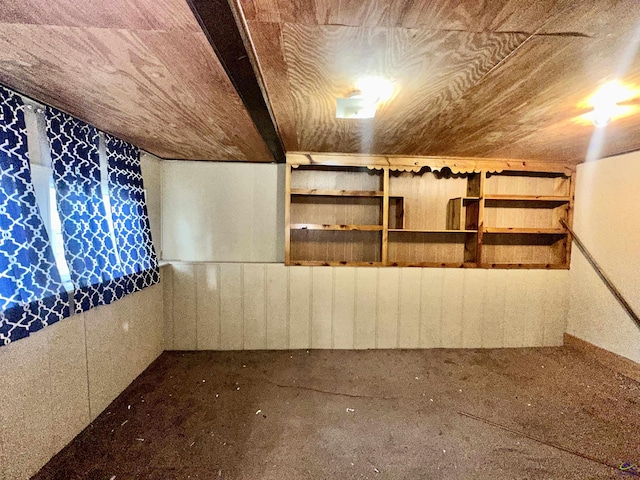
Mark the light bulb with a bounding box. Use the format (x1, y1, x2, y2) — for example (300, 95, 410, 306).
(354, 77, 394, 103)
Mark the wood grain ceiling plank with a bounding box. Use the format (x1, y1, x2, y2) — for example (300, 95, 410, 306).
(245, 20, 299, 150)
(418, 23, 640, 162)
(135, 30, 273, 160)
(1, 0, 200, 31)
(0, 24, 272, 160)
(239, 0, 640, 164)
(280, 24, 528, 154)
(239, 0, 576, 32)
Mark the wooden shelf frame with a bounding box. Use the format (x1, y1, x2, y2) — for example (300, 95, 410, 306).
(285, 155, 576, 268)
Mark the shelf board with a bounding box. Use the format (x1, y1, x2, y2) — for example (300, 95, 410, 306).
(484, 194, 570, 203)
(389, 229, 476, 234)
(288, 260, 382, 267)
(291, 223, 383, 231)
(387, 261, 477, 268)
(450, 196, 481, 202)
(479, 262, 569, 270)
(290, 188, 384, 197)
(483, 227, 567, 235)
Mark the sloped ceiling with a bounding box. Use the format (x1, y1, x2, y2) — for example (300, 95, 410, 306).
(0, 0, 273, 161)
(238, 0, 640, 164)
(2, 0, 640, 165)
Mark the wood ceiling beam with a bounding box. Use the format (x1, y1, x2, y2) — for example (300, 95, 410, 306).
(186, 0, 286, 162)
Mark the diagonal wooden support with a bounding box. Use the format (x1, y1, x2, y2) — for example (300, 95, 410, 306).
(561, 219, 640, 332)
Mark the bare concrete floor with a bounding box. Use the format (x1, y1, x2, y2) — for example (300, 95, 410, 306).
(33, 347, 640, 479)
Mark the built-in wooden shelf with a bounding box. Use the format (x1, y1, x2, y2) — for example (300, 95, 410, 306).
(482, 227, 567, 235)
(286, 156, 575, 268)
(290, 188, 384, 197)
(291, 223, 383, 231)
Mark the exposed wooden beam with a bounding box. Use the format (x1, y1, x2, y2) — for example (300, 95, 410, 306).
(186, 0, 286, 162)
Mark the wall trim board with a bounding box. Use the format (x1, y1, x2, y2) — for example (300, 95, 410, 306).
(163, 262, 569, 351)
(564, 333, 640, 384)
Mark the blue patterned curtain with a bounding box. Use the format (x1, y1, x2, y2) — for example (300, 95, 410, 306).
(45, 107, 128, 312)
(0, 86, 70, 344)
(105, 133, 159, 291)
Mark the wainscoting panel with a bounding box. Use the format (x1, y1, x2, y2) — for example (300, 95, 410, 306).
(165, 263, 569, 350)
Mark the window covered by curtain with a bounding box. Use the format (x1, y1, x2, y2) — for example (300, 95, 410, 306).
(45, 107, 128, 312)
(105, 133, 159, 291)
(0, 86, 70, 344)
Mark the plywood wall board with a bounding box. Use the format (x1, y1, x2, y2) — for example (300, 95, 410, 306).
(243, 264, 268, 349)
(332, 267, 356, 348)
(354, 268, 378, 349)
(397, 268, 422, 348)
(481, 270, 507, 347)
(196, 264, 222, 350)
(219, 264, 244, 350)
(171, 263, 197, 350)
(462, 269, 486, 348)
(165, 262, 570, 351)
(377, 268, 400, 348)
(311, 268, 334, 348)
(0, 0, 272, 161)
(289, 266, 312, 349)
(265, 264, 289, 349)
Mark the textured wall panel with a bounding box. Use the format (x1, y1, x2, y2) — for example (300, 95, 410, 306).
(166, 263, 569, 351)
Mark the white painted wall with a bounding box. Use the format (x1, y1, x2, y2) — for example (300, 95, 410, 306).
(0, 268, 166, 480)
(141, 151, 163, 257)
(567, 151, 640, 363)
(161, 161, 284, 262)
(163, 263, 569, 351)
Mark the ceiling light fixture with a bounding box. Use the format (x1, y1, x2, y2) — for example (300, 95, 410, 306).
(589, 80, 635, 127)
(336, 77, 394, 119)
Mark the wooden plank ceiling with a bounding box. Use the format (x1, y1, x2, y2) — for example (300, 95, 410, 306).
(0, 0, 273, 161)
(238, 0, 640, 164)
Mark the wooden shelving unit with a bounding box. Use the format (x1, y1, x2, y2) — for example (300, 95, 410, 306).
(285, 153, 576, 269)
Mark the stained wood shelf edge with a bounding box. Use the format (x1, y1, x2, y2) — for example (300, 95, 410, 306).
(290, 188, 384, 197)
(482, 228, 567, 234)
(484, 195, 571, 202)
(389, 229, 477, 234)
(291, 224, 383, 231)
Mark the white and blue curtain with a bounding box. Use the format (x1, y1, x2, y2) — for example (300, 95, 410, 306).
(105, 134, 159, 291)
(0, 86, 70, 344)
(0, 83, 159, 345)
(45, 108, 129, 312)
(44, 108, 159, 313)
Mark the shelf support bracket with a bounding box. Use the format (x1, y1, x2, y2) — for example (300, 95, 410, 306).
(560, 219, 640, 331)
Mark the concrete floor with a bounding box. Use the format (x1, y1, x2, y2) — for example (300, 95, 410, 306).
(33, 347, 640, 479)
